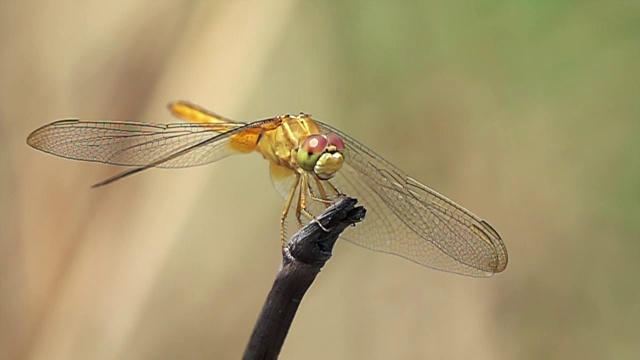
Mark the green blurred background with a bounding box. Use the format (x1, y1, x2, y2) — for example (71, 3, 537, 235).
(1, 1, 639, 359)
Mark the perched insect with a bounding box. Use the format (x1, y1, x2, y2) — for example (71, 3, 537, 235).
(27, 101, 508, 276)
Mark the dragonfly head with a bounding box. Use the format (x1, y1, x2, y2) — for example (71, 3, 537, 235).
(297, 132, 346, 180)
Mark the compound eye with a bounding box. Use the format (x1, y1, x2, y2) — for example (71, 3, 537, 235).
(301, 134, 328, 154)
(326, 132, 345, 151)
(297, 134, 328, 171)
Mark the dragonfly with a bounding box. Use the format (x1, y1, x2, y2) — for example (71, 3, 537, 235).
(27, 101, 508, 276)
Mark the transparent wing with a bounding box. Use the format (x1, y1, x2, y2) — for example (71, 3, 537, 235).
(26, 119, 256, 169)
(312, 121, 508, 277)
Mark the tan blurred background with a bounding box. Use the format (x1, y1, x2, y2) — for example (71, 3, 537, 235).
(1, 1, 639, 359)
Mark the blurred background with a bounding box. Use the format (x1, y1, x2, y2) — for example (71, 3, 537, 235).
(1, 1, 639, 359)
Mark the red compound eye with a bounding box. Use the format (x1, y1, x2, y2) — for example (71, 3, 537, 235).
(326, 132, 345, 150)
(300, 134, 328, 155)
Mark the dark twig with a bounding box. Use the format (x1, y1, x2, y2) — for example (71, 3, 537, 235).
(242, 197, 366, 360)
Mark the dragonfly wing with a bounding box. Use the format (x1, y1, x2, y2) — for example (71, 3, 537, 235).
(27, 119, 269, 168)
(315, 121, 508, 277)
(269, 162, 298, 201)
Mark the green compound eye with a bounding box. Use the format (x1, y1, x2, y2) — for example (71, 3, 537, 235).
(297, 134, 328, 171)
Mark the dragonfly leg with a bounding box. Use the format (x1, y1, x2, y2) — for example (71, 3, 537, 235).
(325, 180, 345, 197)
(309, 177, 333, 207)
(299, 202, 329, 232)
(308, 214, 329, 232)
(281, 174, 301, 249)
(300, 174, 329, 232)
(294, 175, 306, 228)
